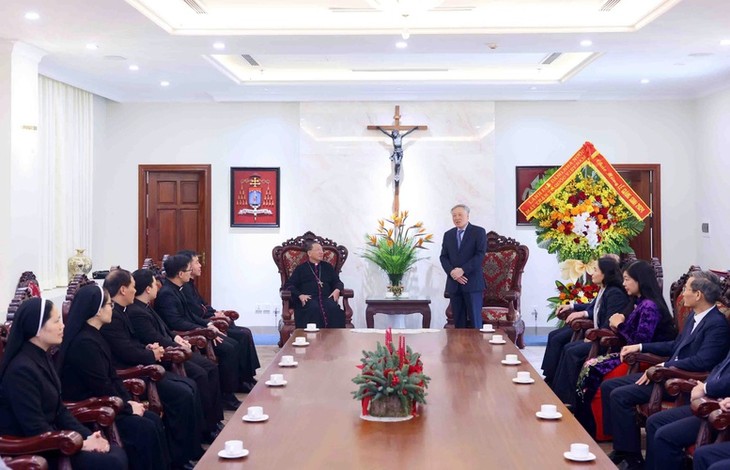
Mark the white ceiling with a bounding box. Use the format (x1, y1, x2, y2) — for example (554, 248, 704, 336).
(0, 0, 729, 102)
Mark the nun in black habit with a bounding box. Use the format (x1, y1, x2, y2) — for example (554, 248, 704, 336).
(0, 297, 127, 470)
(57, 284, 171, 470)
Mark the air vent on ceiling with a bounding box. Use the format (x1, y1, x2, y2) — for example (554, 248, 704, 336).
(241, 54, 260, 67)
(182, 0, 207, 15)
(540, 52, 562, 65)
(351, 68, 449, 72)
(600, 0, 622, 12)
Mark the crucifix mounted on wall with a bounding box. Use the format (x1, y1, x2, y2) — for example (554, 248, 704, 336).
(368, 105, 427, 213)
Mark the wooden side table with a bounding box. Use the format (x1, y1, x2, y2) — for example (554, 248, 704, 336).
(365, 298, 432, 328)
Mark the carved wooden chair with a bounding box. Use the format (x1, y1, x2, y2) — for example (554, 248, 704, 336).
(2, 454, 49, 470)
(444, 231, 528, 348)
(272, 231, 355, 347)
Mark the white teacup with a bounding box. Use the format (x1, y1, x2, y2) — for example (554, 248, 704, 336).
(492, 334, 504, 342)
(281, 355, 295, 365)
(247, 406, 264, 418)
(570, 443, 590, 458)
(505, 354, 519, 363)
(306, 323, 317, 330)
(540, 404, 557, 416)
(294, 336, 306, 344)
(516, 371, 531, 381)
(225, 440, 243, 455)
(270, 373, 284, 384)
(481, 324, 494, 332)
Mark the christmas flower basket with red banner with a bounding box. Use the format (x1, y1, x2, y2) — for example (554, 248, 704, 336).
(352, 329, 431, 420)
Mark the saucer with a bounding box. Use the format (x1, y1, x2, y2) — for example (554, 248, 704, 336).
(265, 380, 287, 387)
(292, 341, 310, 347)
(512, 377, 536, 384)
(480, 329, 495, 333)
(278, 361, 298, 367)
(304, 328, 320, 332)
(501, 359, 522, 365)
(218, 449, 249, 459)
(489, 340, 507, 345)
(563, 451, 596, 462)
(242, 414, 269, 422)
(536, 411, 563, 420)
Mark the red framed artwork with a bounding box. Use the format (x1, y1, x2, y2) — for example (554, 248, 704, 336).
(230, 167, 280, 227)
(515, 165, 557, 226)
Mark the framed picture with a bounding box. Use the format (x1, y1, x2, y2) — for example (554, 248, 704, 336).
(515, 165, 557, 226)
(230, 167, 280, 227)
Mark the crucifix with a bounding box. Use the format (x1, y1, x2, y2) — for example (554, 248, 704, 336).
(368, 105, 428, 214)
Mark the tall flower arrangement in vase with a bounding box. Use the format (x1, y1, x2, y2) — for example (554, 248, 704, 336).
(361, 210, 433, 297)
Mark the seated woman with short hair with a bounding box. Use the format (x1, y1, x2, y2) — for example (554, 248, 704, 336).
(0, 298, 127, 470)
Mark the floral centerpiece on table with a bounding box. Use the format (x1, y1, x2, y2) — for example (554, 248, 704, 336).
(361, 210, 433, 297)
(352, 328, 431, 418)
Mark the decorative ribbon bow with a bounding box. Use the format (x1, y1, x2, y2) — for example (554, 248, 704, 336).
(559, 259, 598, 282)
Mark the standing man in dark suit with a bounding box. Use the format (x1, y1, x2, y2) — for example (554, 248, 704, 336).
(603, 271, 730, 469)
(439, 204, 487, 329)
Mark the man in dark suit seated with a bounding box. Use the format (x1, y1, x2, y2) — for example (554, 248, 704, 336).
(642, 272, 729, 469)
(155, 254, 245, 407)
(439, 204, 487, 329)
(177, 250, 259, 391)
(602, 271, 730, 469)
(128, 268, 224, 442)
(101, 269, 204, 470)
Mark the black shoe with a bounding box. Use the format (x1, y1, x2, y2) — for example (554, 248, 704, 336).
(215, 421, 225, 432)
(608, 451, 626, 464)
(238, 380, 256, 393)
(617, 453, 644, 470)
(222, 393, 242, 410)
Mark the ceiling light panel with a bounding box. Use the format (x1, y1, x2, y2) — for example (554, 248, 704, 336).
(125, 0, 683, 35)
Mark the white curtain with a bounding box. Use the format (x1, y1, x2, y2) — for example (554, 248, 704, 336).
(38, 76, 94, 288)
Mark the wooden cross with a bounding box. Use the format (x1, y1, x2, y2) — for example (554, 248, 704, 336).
(367, 105, 428, 214)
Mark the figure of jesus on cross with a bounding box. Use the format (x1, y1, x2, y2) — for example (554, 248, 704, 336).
(368, 105, 427, 213)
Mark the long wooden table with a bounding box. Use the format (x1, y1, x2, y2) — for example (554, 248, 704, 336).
(197, 329, 612, 468)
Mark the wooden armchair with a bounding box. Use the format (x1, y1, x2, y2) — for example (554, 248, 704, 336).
(0, 431, 82, 470)
(444, 231, 528, 348)
(2, 455, 49, 470)
(272, 231, 355, 347)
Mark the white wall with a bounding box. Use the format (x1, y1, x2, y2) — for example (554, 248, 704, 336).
(95, 98, 707, 328)
(695, 86, 730, 271)
(493, 100, 699, 327)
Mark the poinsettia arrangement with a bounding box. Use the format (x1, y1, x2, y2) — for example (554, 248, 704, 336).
(352, 328, 430, 417)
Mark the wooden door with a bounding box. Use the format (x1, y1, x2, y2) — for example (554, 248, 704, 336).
(615, 164, 661, 262)
(138, 165, 212, 303)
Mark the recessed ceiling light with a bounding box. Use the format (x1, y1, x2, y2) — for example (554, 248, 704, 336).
(129, 65, 139, 71)
(24, 11, 40, 20)
(640, 78, 650, 84)
(721, 39, 730, 46)
(160, 81, 170, 87)
(213, 42, 226, 50)
(86, 43, 99, 50)
(580, 39, 593, 47)
(395, 41, 408, 49)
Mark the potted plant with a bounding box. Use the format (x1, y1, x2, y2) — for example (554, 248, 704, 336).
(362, 210, 433, 297)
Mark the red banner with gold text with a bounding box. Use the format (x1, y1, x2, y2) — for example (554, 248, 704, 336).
(518, 142, 651, 221)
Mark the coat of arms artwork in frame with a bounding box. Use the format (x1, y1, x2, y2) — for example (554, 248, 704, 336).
(230, 167, 280, 227)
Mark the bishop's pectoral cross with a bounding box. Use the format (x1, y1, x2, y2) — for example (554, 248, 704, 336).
(368, 105, 427, 214)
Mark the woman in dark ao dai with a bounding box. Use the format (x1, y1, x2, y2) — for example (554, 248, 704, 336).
(58, 284, 171, 469)
(0, 297, 127, 470)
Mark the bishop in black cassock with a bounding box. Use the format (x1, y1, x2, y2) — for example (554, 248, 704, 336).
(286, 242, 346, 329)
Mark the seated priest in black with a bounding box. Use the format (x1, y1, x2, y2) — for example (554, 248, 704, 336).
(58, 284, 170, 470)
(155, 254, 246, 404)
(0, 298, 127, 470)
(286, 241, 347, 329)
(177, 250, 259, 391)
(603, 270, 730, 470)
(129, 268, 224, 440)
(100, 269, 205, 469)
